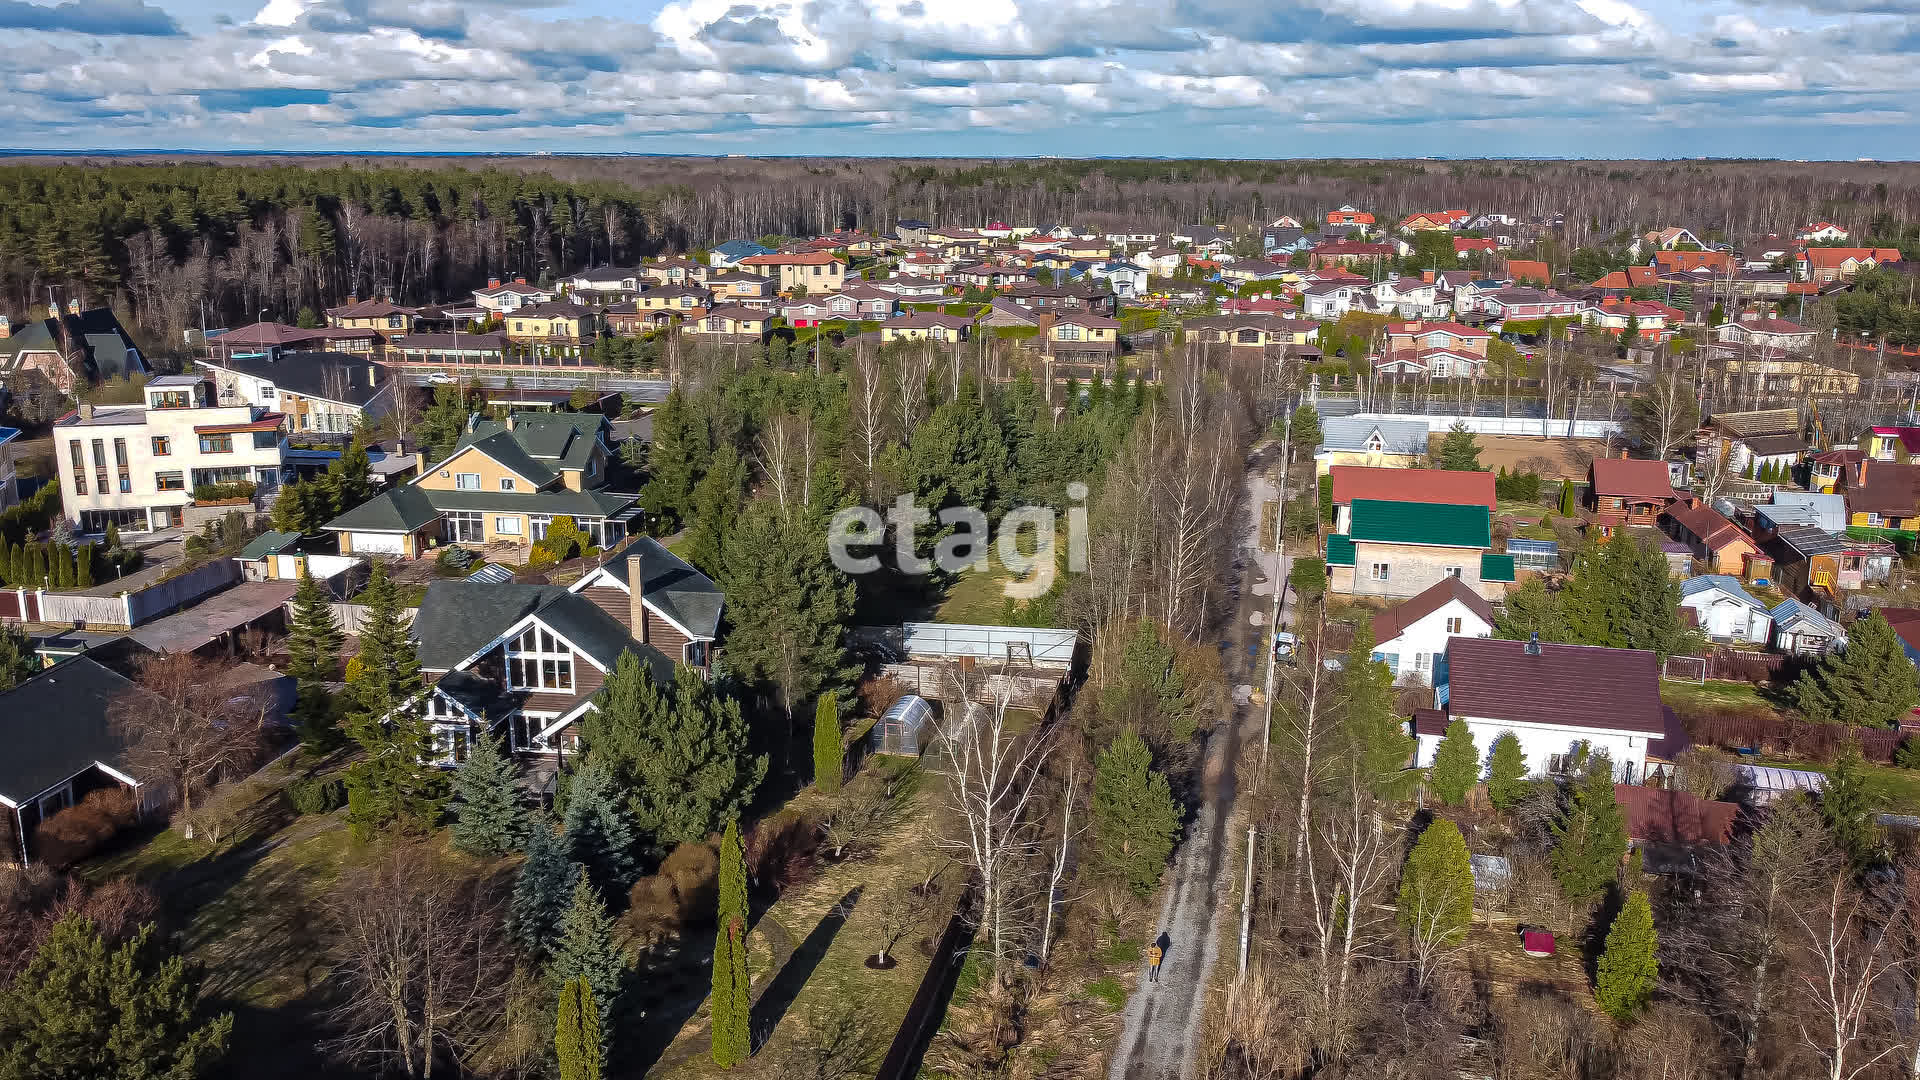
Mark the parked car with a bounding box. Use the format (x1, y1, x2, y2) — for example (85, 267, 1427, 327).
(426, 371, 457, 385)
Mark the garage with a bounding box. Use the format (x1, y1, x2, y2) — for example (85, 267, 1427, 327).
(348, 532, 407, 555)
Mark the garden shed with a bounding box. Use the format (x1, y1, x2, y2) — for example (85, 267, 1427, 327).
(870, 694, 934, 756)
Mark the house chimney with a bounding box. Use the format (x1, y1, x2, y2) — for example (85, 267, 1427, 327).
(628, 547, 649, 644)
(514, 276, 527, 285)
(1524, 631, 1542, 656)
(488, 278, 501, 290)
(346, 295, 358, 306)
(79, 402, 93, 421)
(368, 365, 378, 386)
(1422, 269, 1435, 284)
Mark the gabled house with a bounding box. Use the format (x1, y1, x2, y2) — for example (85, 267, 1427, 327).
(707, 272, 778, 307)
(1679, 575, 1772, 643)
(0, 306, 149, 396)
(1797, 247, 1902, 284)
(1453, 237, 1499, 257)
(1664, 497, 1768, 580)
(1501, 259, 1551, 286)
(194, 350, 395, 437)
(1366, 277, 1445, 319)
(1315, 419, 1430, 474)
(1398, 210, 1470, 232)
(1368, 576, 1495, 686)
(326, 412, 632, 557)
(561, 268, 642, 300)
(633, 284, 713, 313)
(879, 313, 972, 344)
(738, 251, 847, 293)
(1043, 312, 1120, 356)
(1720, 318, 1816, 353)
(1328, 466, 1495, 532)
(473, 278, 553, 313)
(709, 240, 775, 268)
(411, 537, 721, 762)
(1797, 223, 1850, 243)
(503, 302, 598, 358)
(1589, 267, 1659, 294)
(640, 257, 709, 287)
(1474, 288, 1587, 321)
(1324, 498, 1512, 602)
(684, 306, 770, 341)
(1586, 298, 1684, 343)
(1426, 636, 1666, 783)
(1262, 227, 1312, 256)
(325, 298, 418, 339)
(1837, 457, 1920, 532)
(1633, 227, 1704, 257)
(1300, 280, 1364, 319)
(1375, 320, 1491, 377)
(1769, 598, 1848, 657)
(1586, 457, 1681, 536)
(1653, 250, 1735, 276)
(1182, 315, 1315, 352)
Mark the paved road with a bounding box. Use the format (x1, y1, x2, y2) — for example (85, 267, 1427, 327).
(1107, 444, 1288, 1080)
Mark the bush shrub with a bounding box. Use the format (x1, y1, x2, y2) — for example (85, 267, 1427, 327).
(625, 841, 720, 942)
(32, 788, 136, 869)
(744, 810, 820, 893)
(191, 481, 257, 503)
(287, 776, 346, 815)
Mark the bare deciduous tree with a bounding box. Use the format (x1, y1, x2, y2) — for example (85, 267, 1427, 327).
(1790, 870, 1908, 1080)
(323, 843, 511, 1079)
(111, 652, 267, 840)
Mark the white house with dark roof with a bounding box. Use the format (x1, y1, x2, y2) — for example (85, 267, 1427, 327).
(473, 278, 553, 313)
(194, 350, 395, 436)
(1368, 576, 1495, 686)
(1426, 636, 1666, 783)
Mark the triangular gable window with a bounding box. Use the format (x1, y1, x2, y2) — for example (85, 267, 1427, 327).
(1364, 429, 1386, 452)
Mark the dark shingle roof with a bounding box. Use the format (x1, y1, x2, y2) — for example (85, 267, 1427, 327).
(591, 537, 725, 639)
(0, 657, 145, 803)
(448, 430, 559, 488)
(1445, 636, 1665, 736)
(415, 582, 561, 670)
(194, 351, 387, 407)
(0, 308, 145, 382)
(324, 485, 441, 533)
(537, 592, 676, 684)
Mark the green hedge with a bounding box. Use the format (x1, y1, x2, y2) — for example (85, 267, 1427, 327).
(192, 481, 256, 503)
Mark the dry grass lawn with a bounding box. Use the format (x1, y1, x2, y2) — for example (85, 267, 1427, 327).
(1432, 434, 1612, 481)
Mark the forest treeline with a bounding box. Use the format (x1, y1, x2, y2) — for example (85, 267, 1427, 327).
(13, 155, 1920, 356)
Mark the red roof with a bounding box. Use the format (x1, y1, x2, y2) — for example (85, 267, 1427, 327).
(1453, 237, 1498, 254)
(1445, 636, 1666, 736)
(1804, 247, 1902, 269)
(739, 251, 844, 266)
(1664, 499, 1756, 554)
(1614, 785, 1738, 846)
(1387, 320, 1489, 340)
(1504, 259, 1550, 283)
(1329, 466, 1496, 509)
(1590, 457, 1679, 501)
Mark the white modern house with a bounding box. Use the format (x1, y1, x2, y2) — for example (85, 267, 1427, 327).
(1679, 575, 1773, 644)
(54, 375, 285, 535)
(1368, 577, 1495, 686)
(1424, 636, 1666, 784)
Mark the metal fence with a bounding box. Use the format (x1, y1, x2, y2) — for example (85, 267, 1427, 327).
(854, 622, 1078, 669)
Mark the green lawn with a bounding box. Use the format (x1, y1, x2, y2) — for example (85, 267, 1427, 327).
(933, 560, 1020, 624)
(1659, 678, 1788, 717)
(1757, 755, 1920, 815)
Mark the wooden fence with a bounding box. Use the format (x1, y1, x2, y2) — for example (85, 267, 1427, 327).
(1680, 709, 1903, 763)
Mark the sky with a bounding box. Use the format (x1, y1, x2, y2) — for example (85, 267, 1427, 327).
(4, 0, 1920, 157)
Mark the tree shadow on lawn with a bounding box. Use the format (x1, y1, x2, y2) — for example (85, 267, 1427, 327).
(751, 885, 862, 1052)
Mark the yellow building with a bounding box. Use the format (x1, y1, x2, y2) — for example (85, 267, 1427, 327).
(737, 251, 846, 293)
(684, 305, 769, 338)
(880, 313, 972, 343)
(505, 302, 597, 344)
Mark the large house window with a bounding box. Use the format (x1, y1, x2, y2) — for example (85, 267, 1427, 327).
(495, 516, 523, 536)
(92, 439, 108, 495)
(445, 511, 484, 543)
(507, 626, 575, 691)
(69, 441, 86, 495)
(155, 471, 185, 492)
(199, 433, 233, 454)
(455, 472, 481, 490)
(150, 390, 192, 409)
(530, 515, 551, 540)
(152, 436, 171, 456)
(1056, 325, 1081, 341)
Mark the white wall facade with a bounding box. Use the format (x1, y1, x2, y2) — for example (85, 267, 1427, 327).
(1681, 591, 1772, 643)
(1373, 600, 1493, 686)
(1414, 715, 1651, 783)
(55, 390, 284, 533)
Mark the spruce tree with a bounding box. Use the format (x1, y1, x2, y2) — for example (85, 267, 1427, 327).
(813, 692, 843, 793)
(1821, 742, 1884, 870)
(1398, 819, 1474, 947)
(450, 733, 524, 856)
(1428, 719, 1480, 806)
(641, 388, 707, 525)
(711, 821, 751, 1068)
(583, 654, 766, 850)
(549, 878, 624, 1055)
(720, 502, 854, 736)
(512, 822, 582, 960)
(1486, 732, 1531, 810)
(1595, 889, 1658, 1021)
(1794, 612, 1919, 729)
(683, 444, 747, 579)
(1436, 422, 1483, 471)
(341, 560, 444, 838)
(1550, 757, 1629, 905)
(1089, 729, 1181, 898)
(0, 915, 233, 1078)
(1559, 531, 1691, 660)
(556, 977, 603, 1080)
(286, 568, 342, 684)
(1340, 621, 1416, 798)
(563, 757, 638, 894)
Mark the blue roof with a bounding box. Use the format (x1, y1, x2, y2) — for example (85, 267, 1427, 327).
(1769, 598, 1848, 639)
(713, 240, 772, 259)
(0, 427, 19, 446)
(1680, 574, 1766, 609)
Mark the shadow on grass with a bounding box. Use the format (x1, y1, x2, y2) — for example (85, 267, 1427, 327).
(751, 886, 862, 1051)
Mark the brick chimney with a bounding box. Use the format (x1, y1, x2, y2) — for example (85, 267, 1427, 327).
(346, 295, 358, 306)
(628, 548, 649, 644)
(1422, 269, 1435, 283)
(487, 278, 501, 290)
(514, 276, 527, 285)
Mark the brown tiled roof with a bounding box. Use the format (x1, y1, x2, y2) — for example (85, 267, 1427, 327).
(1444, 636, 1665, 736)
(1411, 707, 1448, 737)
(1590, 457, 1678, 501)
(1663, 499, 1756, 553)
(1614, 784, 1738, 846)
(1330, 465, 1495, 509)
(1371, 577, 1496, 646)
(1846, 461, 1920, 515)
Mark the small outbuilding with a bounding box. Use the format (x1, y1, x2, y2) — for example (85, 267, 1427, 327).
(870, 695, 935, 756)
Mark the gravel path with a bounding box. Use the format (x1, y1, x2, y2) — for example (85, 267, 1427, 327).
(1107, 444, 1287, 1080)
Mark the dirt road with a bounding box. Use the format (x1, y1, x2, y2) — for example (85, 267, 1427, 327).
(1107, 444, 1287, 1080)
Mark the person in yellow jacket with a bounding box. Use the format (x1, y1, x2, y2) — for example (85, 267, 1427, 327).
(1146, 940, 1164, 984)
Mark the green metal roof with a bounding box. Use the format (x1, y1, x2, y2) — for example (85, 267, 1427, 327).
(1325, 534, 1355, 566)
(324, 485, 441, 533)
(237, 530, 302, 561)
(324, 484, 635, 535)
(1348, 499, 1491, 549)
(1480, 553, 1516, 582)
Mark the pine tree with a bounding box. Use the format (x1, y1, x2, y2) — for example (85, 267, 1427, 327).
(1821, 742, 1883, 870)
(1428, 719, 1480, 806)
(563, 757, 638, 894)
(450, 733, 524, 856)
(286, 568, 342, 684)
(1486, 732, 1531, 810)
(1550, 757, 1629, 905)
(511, 822, 582, 960)
(271, 479, 316, 535)
(1559, 531, 1691, 660)
(291, 682, 341, 755)
(556, 977, 603, 1080)
(1436, 422, 1483, 471)
(1595, 889, 1658, 1021)
(1340, 621, 1416, 798)
(0, 915, 233, 1078)
(711, 821, 751, 1069)
(0, 622, 37, 692)
(642, 388, 707, 525)
(721, 501, 854, 739)
(417, 383, 472, 461)
(549, 878, 624, 1054)
(74, 543, 92, 588)
(583, 654, 766, 850)
(1286, 402, 1321, 465)
(1794, 612, 1920, 729)
(813, 692, 843, 793)
(1089, 729, 1181, 898)
(1398, 819, 1474, 946)
(341, 560, 445, 838)
(683, 444, 747, 579)
(324, 441, 375, 516)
